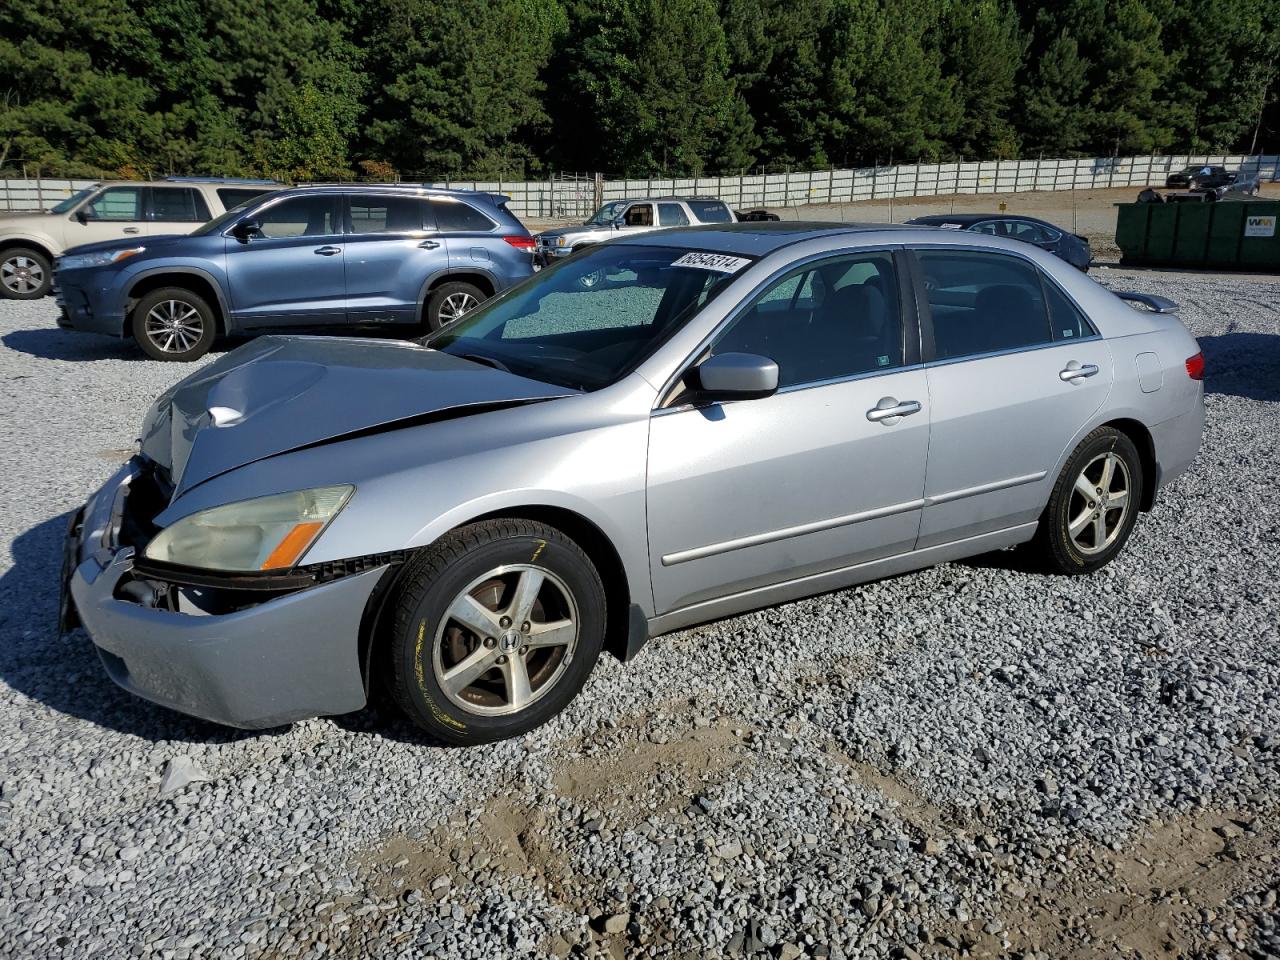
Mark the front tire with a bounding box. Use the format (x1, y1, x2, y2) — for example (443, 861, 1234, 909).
(425, 280, 485, 331)
(386, 519, 606, 745)
(1, 247, 53, 299)
(1030, 426, 1144, 574)
(131, 287, 217, 361)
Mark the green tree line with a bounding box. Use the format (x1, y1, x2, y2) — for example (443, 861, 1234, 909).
(3, 0, 1278, 181)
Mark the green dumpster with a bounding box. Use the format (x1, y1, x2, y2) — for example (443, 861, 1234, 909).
(1115, 200, 1280, 270)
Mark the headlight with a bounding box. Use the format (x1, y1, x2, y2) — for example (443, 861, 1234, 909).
(144, 485, 353, 572)
(59, 247, 146, 270)
(556, 237, 567, 247)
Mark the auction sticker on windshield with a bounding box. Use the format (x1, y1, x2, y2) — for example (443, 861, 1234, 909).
(672, 252, 752, 273)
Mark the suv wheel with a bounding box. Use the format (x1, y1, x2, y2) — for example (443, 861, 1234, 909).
(131, 287, 217, 361)
(385, 519, 606, 745)
(426, 280, 485, 330)
(1, 248, 53, 299)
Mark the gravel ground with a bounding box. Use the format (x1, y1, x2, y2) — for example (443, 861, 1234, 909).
(1, 268, 1278, 960)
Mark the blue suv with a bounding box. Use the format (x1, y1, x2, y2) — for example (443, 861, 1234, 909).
(53, 185, 536, 360)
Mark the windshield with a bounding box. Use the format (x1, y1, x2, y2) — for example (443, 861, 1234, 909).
(50, 186, 98, 214)
(424, 244, 750, 390)
(585, 201, 628, 226)
(191, 198, 258, 236)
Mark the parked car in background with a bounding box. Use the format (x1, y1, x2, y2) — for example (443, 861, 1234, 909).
(736, 208, 782, 222)
(534, 197, 735, 265)
(0, 178, 279, 300)
(63, 223, 1204, 743)
(53, 184, 535, 360)
(905, 214, 1092, 271)
(1164, 165, 1261, 196)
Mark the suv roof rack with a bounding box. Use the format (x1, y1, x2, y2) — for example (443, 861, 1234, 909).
(163, 176, 280, 185)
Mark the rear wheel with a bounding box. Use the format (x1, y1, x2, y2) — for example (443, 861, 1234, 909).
(386, 519, 606, 745)
(425, 280, 485, 331)
(1030, 426, 1143, 574)
(1, 247, 52, 299)
(131, 287, 217, 361)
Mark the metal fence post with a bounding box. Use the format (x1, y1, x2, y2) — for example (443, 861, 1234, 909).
(35, 173, 44, 211)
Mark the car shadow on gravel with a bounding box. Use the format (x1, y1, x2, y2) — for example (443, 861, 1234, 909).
(1197, 332, 1280, 402)
(2, 327, 145, 362)
(0, 512, 276, 743)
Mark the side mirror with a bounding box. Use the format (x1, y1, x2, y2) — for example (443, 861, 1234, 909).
(693, 352, 779, 401)
(231, 219, 261, 241)
(74, 209, 88, 224)
(613, 217, 627, 228)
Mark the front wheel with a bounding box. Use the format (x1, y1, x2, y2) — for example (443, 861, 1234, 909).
(1, 247, 52, 299)
(1030, 426, 1144, 574)
(131, 287, 217, 361)
(385, 519, 606, 745)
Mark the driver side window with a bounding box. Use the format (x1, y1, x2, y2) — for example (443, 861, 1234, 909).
(712, 252, 903, 388)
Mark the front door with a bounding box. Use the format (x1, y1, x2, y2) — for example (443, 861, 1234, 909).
(912, 247, 1114, 548)
(67, 185, 149, 247)
(646, 250, 931, 614)
(224, 194, 346, 328)
(344, 192, 443, 325)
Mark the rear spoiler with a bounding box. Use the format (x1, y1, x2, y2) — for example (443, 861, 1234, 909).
(480, 192, 513, 208)
(1115, 291, 1179, 314)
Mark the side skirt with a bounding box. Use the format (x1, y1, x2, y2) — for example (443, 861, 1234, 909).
(646, 521, 1039, 638)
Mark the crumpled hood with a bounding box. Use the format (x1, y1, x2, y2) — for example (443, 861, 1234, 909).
(140, 336, 571, 498)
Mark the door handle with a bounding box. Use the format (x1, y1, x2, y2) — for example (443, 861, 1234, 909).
(866, 398, 922, 423)
(314, 246, 341, 256)
(1060, 362, 1099, 382)
(418, 239, 441, 250)
(123, 227, 141, 235)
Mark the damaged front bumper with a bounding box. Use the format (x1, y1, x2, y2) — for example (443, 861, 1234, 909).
(62, 460, 387, 729)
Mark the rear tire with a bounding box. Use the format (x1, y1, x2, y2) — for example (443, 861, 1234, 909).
(131, 287, 217, 361)
(385, 519, 606, 745)
(1030, 426, 1144, 575)
(425, 280, 485, 331)
(1, 247, 53, 299)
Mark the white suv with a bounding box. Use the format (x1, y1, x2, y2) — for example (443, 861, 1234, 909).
(534, 197, 736, 265)
(0, 178, 279, 299)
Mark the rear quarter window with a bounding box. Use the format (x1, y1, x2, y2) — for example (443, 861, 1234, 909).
(686, 200, 733, 223)
(431, 199, 495, 232)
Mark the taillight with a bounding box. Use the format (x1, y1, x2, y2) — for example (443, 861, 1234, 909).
(503, 236, 536, 251)
(1185, 351, 1205, 380)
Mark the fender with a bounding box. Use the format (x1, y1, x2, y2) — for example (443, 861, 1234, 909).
(0, 229, 61, 259)
(123, 264, 235, 334)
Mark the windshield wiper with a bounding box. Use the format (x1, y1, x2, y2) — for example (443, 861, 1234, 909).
(460, 353, 512, 373)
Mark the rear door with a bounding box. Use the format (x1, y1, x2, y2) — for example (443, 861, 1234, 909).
(344, 192, 441, 325)
(146, 186, 212, 236)
(224, 193, 346, 327)
(912, 247, 1113, 548)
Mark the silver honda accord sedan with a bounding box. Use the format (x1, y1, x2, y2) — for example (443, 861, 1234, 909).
(62, 223, 1205, 744)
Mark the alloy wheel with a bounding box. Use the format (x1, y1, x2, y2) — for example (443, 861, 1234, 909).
(1067, 451, 1131, 555)
(143, 300, 204, 354)
(439, 292, 478, 323)
(433, 564, 579, 717)
(1, 256, 44, 295)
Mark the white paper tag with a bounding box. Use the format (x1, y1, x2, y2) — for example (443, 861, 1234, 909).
(671, 251, 752, 273)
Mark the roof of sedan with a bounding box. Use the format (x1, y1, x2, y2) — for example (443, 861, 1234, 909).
(906, 213, 1052, 227)
(612, 221, 918, 256)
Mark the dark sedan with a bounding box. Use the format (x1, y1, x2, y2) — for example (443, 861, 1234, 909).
(904, 214, 1092, 271)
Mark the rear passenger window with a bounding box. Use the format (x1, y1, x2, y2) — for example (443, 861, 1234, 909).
(658, 203, 689, 226)
(713, 252, 902, 387)
(687, 200, 733, 223)
(915, 250, 1052, 360)
(1044, 279, 1095, 341)
(430, 199, 495, 232)
(348, 194, 428, 233)
(149, 187, 210, 222)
